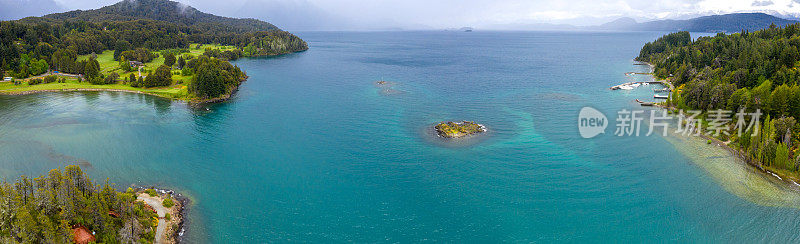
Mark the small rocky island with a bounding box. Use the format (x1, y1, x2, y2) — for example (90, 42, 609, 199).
(435, 121, 487, 138)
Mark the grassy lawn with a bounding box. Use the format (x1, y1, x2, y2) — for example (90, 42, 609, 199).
(76, 44, 236, 77)
(192, 44, 236, 54)
(16, 44, 238, 100)
(77, 50, 118, 72)
(0, 77, 188, 99)
(77, 50, 164, 77)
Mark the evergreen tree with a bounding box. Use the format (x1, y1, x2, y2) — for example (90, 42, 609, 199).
(0, 166, 156, 242)
(113, 40, 131, 61)
(83, 57, 100, 79)
(164, 53, 176, 67)
(143, 65, 172, 87)
(119, 56, 131, 72)
(177, 56, 186, 69)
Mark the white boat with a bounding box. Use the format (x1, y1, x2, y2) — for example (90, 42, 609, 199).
(629, 83, 640, 88)
(653, 94, 669, 99)
(619, 85, 633, 90)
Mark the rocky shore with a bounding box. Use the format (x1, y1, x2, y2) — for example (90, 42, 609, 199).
(134, 186, 189, 243)
(435, 121, 487, 138)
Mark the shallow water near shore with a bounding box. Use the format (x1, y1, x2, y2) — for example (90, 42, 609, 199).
(3, 31, 800, 242)
(663, 129, 800, 208)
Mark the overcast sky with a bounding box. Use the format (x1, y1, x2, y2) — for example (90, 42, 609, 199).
(3, 0, 800, 30)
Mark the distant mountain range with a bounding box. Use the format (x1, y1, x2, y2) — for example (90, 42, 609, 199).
(597, 13, 798, 33)
(483, 13, 798, 33)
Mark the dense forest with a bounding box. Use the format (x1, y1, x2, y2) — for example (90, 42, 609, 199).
(0, 166, 157, 243)
(187, 55, 247, 98)
(0, 0, 307, 99)
(637, 24, 800, 175)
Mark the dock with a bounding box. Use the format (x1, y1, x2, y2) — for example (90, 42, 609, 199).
(635, 99, 655, 106)
(653, 88, 671, 92)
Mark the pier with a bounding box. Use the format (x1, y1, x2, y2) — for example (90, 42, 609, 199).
(610, 81, 664, 90)
(635, 99, 655, 106)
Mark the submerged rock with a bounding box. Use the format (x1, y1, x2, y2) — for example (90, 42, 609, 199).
(375, 80, 397, 87)
(435, 121, 487, 138)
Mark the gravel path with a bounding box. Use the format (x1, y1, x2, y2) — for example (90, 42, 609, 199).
(138, 194, 168, 244)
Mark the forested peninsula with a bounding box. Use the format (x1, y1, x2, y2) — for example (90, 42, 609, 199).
(0, 0, 308, 103)
(0, 166, 185, 243)
(637, 24, 800, 182)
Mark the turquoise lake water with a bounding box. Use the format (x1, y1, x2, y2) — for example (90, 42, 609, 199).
(3, 31, 800, 242)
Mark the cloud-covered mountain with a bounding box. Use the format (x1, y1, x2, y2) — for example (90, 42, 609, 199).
(42, 0, 279, 32)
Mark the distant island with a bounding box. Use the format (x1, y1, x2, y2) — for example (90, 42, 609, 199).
(435, 121, 487, 138)
(636, 24, 800, 184)
(0, 0, 308, 103)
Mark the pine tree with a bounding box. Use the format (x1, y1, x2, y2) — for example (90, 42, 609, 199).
(177, 56, 186, 69)
(164, 53, 176, 67)
(84, 57, 100, 79)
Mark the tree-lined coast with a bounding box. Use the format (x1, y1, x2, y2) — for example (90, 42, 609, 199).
(637, 24, 800, 182)
(0, 0, 307, 103)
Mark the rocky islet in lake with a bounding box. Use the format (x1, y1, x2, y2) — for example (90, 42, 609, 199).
(434, 121, 487, 138)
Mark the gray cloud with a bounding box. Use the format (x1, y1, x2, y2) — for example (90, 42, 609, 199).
(0, 0, 65, 20)
(230, 0, 356, 31)
(752, 0, 774, 6)
(5, 0, 800, 30)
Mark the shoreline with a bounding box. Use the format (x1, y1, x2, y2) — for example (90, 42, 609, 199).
(699, 127, 800, 188)
(190, 77, 246, 105)
(0, 87, 174, 98)
(638, 60, 800, 188)
(0, 42, 306, 104)
(0, 49, 287, 105)
(133, 186, 190, 243)
(0, 78, 246, 105)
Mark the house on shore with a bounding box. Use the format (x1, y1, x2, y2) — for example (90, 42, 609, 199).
(71, 225, 96, 244)
(129, 61, 145, 68)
